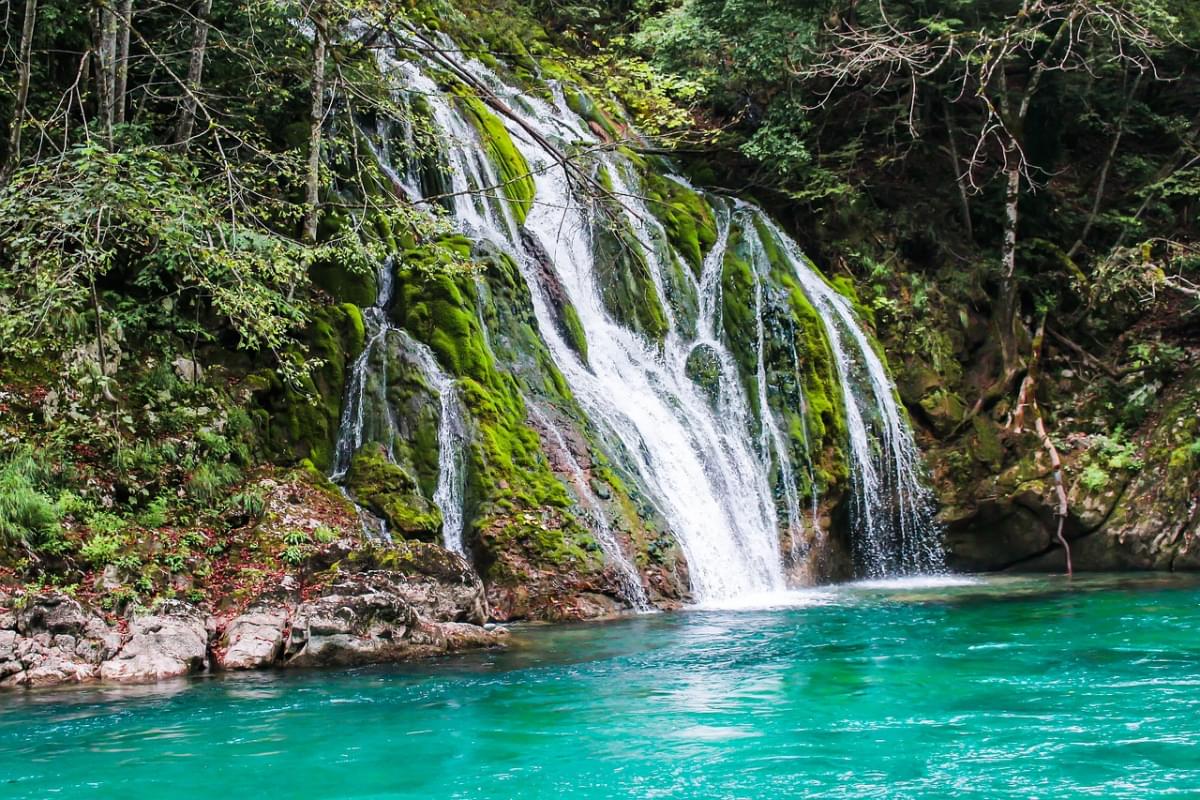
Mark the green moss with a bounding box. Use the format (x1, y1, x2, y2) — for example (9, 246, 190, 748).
(345, 445, 442, 540)
(719, 235, 761, 413)
(593, 215, 669, 344)
(641, 172, 717, 277)
(258, 303, 365, 472)
(458, 95, 535, 224)
(830, 275, 877, 328)
(970, 416, 1005, 470)
(563, 88, 622, 141)
(309, 212, 378, 307)
(720, 220, 849, 499)
(391, 239, 600, 571)
(560, 303, 589, 364)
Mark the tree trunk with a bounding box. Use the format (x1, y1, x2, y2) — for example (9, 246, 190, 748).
(303, 9, 328, 244)
(997, 150, 1023, 373)
(93, 0, 118, 142)
(942, 103, 973, 241)
(174, 0, 213, 148)
(113, 0, 134, 125)
(1, 0, 37, 183)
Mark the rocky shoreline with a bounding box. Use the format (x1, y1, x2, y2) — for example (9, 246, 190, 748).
(0, 543, 507, 689)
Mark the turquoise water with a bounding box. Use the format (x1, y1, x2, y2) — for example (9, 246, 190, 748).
(3, 574, 1200, 798)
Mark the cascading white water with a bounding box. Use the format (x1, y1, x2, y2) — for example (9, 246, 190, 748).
(328, 257, 469, 554)
(752, 264, 805, 555)
(363, 41, 943, 597)
(373, 51, 786, 600)
(744, 215, 944, 576)
(405, 339, 468, 555)
(331, 259, 396, 482)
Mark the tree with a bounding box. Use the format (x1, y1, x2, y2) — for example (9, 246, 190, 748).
(174, 0, 212, 147)
(1, 0, 37, 183)
(791, 1, 1173, 402)
(303, 1, 328, 244)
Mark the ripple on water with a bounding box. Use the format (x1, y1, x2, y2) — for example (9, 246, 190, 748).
(2, 574, 1199, 800)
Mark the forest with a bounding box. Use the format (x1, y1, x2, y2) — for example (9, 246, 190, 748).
(2, 1, 1200, 796)
(0, 0, 1196, 686)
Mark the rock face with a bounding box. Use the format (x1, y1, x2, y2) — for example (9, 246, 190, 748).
(0, 594, 121, 688)
(218, 605, 289, 670)
(935, 369, 1200, 573)
(99, 602, 211, 683)
(284, 573, 431, 667)
(1, 543, 506, 689)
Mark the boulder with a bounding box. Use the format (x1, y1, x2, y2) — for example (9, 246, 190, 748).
(283, 570, 504, 668)
(218, 605, 289, 670)
(172, 356, 204, 383)
(100, 601, 210, 683)
(0, 593, 120, 688)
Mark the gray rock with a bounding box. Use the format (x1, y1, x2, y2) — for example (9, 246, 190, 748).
(284, 575, 424, 667)
(219, 606, 289, 670)
(172, 356, 204, 383)
(99, 601, 210, 683)
(15, 593, 96, 638)
(18, 652, 98, 687)
(283, 570, 504, 668)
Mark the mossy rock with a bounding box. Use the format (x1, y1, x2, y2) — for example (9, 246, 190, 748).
(457, 94, 536, 225)
(593, 215, 669, 345)
(722, 219, 849, 498)
(685, 343, 722, 406)
(563, 88, 623, 141)
(258, 303, 365, 472)
(920, 389, 967, 437)
(389, 240, 596, 571)
(345, 445, 442, 541)
(641, 172, 717, 278)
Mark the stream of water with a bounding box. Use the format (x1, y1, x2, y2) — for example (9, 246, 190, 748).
(4, 574, 1198, 799)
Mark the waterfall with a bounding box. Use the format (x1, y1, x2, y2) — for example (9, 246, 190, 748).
(752, 264, 805, 559)
(353, 41, 943, 600)
(405, 340, 468, 556)
(331, 258, 396, 482)
(745, 215, 944, 576)
(328, 258, 469, 555)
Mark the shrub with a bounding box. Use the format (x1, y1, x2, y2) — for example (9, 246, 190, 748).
(80, 533, 122, 566)
(187, 462, 242, 504)
(86, 511, 127, 536)
(0, 450, 62, 549)
(281, 545, 306, 565)
(137, 496, 171, 529)
(225, 488, 266, 521)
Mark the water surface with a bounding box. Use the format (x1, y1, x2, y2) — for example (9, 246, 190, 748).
(4, 574, 1199, 798)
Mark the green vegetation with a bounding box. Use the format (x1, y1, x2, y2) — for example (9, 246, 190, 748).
(1, 0, 1197, 607)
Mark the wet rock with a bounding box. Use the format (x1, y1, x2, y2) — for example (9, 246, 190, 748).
(100, 601, 210, 683)
(943, 503, 1052, 571)
(283, 556, 503, 668)
(218, 605, 289, 671)
(1, 542, 504, 688)
(283, 575, 426, 667)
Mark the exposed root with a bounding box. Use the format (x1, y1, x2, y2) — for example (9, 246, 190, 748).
(1012, 315, 1073, 576)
